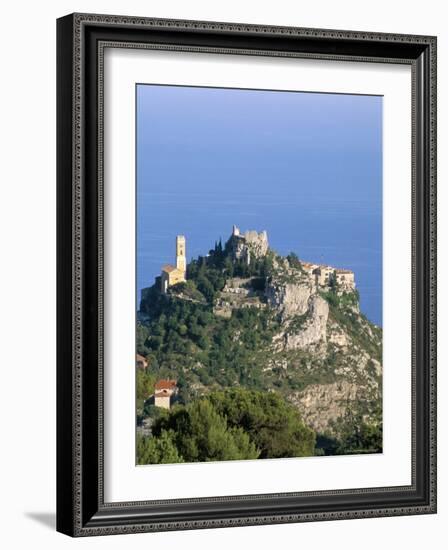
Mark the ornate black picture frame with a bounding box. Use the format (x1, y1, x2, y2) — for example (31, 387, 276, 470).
(57, 13, 437, 536)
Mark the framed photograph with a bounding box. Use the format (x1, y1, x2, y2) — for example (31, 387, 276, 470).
(57, 13, 437, 536)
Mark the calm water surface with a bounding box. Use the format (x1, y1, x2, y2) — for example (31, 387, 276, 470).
(137, 85, 382, 326)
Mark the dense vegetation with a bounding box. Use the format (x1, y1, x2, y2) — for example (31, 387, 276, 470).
(320, 287, 382, 363)
(137, 243, 281, 395)
(137, 389, 315, 464)
(137, 301, 279, 399)
(316, 403, 383, 455)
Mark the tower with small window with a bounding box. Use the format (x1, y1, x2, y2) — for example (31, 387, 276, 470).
(176, 235, 186, 273)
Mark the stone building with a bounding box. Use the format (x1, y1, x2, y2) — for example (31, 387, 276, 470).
(335, 268, 355, 290)
(154, 389, 172, 409)
(160, 235, 187, 293)
(227, 225, 269, 265)
(301, 261, 355, 291)
(153, 379, 177, 410)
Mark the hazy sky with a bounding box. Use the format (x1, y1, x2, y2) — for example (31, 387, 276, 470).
(136, 84, 382, 325)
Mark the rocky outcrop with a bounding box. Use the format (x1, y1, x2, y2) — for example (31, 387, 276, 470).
(289, 381, 363, 433)
(244, 230, 269, 258)
(283, 295, 329, 351)
(223, 277, 252, 291)
(328, 328, 350, 348)
(265, 280, 312, 318)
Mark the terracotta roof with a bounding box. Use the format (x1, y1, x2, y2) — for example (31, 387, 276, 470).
(335, 268, 353, 274)
(155, 379, 177, 390)
(162, 264, 177, 273)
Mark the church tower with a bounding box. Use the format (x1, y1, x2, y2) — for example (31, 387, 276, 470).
(176, 235, 186, 273)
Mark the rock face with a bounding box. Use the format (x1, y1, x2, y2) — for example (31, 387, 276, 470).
(283, 295, 329, 351)
(265, 280, 312, 318)
(258, 249, 381, 434)
(244, 230, 269, 258)
(265, 262, 329, 351)
(227, 235, 381, 435)
(289, 381, 363, 434)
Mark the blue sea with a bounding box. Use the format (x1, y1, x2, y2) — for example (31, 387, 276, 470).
(137, 85, 382, 326)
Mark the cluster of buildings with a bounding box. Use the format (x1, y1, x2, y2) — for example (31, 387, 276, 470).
(157, 226, 270, 294)
(156, 228, 355, 296)
(301, 261, 355, 291)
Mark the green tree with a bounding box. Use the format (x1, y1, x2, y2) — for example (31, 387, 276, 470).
(136, 324, 150, 355)
(287, 252, 303, 272)
(137, 431, 184, 464)
(328, 270, 338, 291)
(153, 399, 259, 462)
(196, 276, 216, 303)
(224, 256, 234, 278)
(136, 369, 156, 402)
(138, 391, 316, 465)
(208, 389, 316, 458)
(329, 407, 383, 454)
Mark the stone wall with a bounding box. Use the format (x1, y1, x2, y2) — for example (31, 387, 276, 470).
(227, 226, 269, 263)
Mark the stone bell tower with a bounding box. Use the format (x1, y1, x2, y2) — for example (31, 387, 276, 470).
(175, 235, 186, 274)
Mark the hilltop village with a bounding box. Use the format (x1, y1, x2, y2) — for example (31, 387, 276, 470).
(138, 226, 357, 411)
(159, 225, 355, 296)
(136, 226, 382, 460)
(136, 226, 382, 464)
